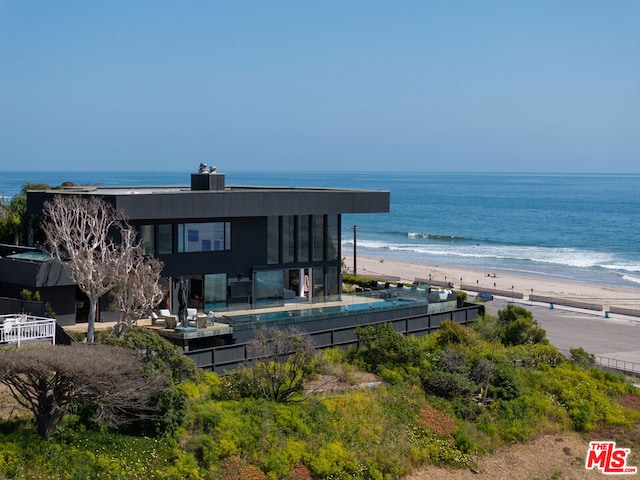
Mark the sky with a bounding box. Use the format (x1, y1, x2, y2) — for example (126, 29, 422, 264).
(1, 1, 639, 173)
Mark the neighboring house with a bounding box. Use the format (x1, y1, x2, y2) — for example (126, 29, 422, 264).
(0, 167, 389, 326)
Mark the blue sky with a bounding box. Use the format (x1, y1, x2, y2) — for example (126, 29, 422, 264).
(1, 1, 639, 173)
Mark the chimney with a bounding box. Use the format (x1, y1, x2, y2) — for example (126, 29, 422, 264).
(191, 163, 225, 191)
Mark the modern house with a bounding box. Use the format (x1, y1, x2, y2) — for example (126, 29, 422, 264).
(0, 166, 390, 327)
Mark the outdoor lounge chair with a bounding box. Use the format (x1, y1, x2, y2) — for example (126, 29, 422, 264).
(157, 309, 178, 328)
(3, 319, 17, 343)
(187, 308, 205, 328)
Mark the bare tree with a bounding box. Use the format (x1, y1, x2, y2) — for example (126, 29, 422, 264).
(110, 227, 165, 338)
(0, 344, 168, 437)
(44, 195, 166, 341)
(44, 195, 125, 342)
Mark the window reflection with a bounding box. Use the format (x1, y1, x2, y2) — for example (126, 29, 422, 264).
(178, 222, 231, 252)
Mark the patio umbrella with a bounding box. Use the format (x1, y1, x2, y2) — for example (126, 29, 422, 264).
(178, 280, 187, 327)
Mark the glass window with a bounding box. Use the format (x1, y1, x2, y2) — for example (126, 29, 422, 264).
(158, 224, 173, 255)
(204, 273, 227, 310)
(326, 214, 339, 260)
(282, 215, 294, 264)
(326, 266, 340, 299)
(255, 270, 283, 306)
(312, 268, 324, 298)
(139, 225, 155, 255)
(297, 215, 309, 262)
(267, 216, 279, 264)
(178, 222, 231, 252)
(225, 222, 231, 251)
(178, 224, 185, 253)
(313, 215, 324, 261)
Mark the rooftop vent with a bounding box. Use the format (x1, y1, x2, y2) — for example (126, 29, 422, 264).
(191, 163, 225, 191)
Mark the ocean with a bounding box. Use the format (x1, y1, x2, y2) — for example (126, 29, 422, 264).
(2, 170, 639, 289)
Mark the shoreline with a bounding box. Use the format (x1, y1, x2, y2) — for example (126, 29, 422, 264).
(344, 255, 640, 311)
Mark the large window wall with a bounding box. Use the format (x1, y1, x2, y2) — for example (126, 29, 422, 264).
(267, 214, 339, 265)
(264, 213, 341, 304)
(135, 214, 341, 310)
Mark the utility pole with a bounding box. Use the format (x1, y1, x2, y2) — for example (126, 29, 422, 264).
(347, 225, 359, 275)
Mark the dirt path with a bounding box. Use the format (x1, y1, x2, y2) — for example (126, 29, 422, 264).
(404, 432, 636, 480)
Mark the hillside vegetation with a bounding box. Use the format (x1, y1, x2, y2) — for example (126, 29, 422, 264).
(0, 305, 638, 479)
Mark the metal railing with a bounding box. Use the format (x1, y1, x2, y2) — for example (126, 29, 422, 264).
(561, 349, 640, 376)
(0, 314, 57, 347)
(591, 355, 640, 376)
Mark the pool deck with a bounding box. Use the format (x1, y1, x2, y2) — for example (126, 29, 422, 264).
(62, 294, 386, 339)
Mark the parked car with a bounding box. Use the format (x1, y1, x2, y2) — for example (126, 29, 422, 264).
(476, 291, 494, 301)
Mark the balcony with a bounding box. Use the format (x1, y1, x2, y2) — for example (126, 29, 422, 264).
(0, 314, 57, 347)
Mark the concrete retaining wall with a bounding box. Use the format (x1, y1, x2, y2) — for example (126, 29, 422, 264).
(609, 306, 640, 317)
(529, 294, 603, 312)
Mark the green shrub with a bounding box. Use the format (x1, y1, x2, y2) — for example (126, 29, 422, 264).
(102, 326, 202, 383)
(229, 328, 319, 402)
(181, 371, 224, 401)
(44, 302, 56, 318)
(434, 320, 475, 348)
(570, 347, 595, 367)
(354, 322, 421, 371)
(189, 402, 222, 432)
(307, 441, 359, 478)
(498, 305, 547, 345)
(516, 343, 565, 368)
(454, 428, 475, 454)
(535, 363, 637, 431)
(488, 362, 522, 401)
(422, 371, 476, 400)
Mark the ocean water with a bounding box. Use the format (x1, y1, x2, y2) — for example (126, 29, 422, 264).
(2, 170, 639, 289)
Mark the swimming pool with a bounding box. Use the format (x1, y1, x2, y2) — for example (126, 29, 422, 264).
(224, 298, 424, 330)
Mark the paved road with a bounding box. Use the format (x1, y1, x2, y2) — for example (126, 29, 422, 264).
(485, 299, 640, 366)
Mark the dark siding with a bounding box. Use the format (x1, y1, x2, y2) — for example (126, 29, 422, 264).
(38, 189, 391, 220)
(159, 217, 267, 279)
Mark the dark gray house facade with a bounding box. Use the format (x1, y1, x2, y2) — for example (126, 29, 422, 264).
(0, 168, 389, 325)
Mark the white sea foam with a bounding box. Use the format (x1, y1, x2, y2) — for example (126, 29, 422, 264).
(601, 263, 640, 273)
(344, 239, 620, 271)
(622, 274, 640, 285)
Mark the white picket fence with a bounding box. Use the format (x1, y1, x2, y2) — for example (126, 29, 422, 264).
(0, 314, 56, 347)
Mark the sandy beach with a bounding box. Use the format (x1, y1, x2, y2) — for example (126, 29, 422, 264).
(345, 255, 640, 312)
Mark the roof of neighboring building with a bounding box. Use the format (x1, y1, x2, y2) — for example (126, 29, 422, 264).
(7, 251, 52, 262)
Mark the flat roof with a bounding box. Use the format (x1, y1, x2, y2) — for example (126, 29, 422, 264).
(28, 183, 390, 220)
(31, 183, 383, 195)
